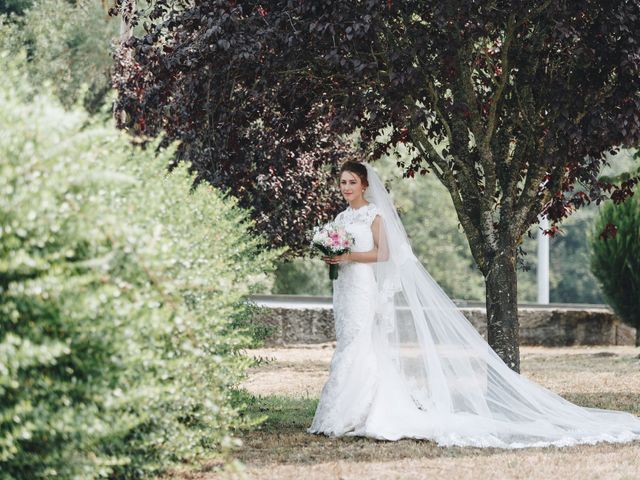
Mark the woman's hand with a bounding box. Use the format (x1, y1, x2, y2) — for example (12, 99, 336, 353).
(322, 253, 350, 264)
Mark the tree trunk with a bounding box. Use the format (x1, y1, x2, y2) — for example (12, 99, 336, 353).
(484, 250, 521, 373)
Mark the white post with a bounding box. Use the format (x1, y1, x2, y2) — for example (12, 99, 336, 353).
(537, 215, 550, 304)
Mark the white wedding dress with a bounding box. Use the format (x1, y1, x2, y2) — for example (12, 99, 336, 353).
(308, 164, 640, 448)
(309, 203, 381, 436)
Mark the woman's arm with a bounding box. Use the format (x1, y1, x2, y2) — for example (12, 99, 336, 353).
(323, 215, 387, 264)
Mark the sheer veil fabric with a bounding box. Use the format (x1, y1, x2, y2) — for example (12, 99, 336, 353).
(331, 162, 640, 448)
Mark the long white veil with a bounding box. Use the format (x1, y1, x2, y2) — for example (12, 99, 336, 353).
(361, 162, 640, 448)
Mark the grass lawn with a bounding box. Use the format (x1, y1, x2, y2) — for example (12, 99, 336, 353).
(168, 344, 640, 480)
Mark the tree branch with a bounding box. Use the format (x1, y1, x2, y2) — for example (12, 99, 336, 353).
(456, 65, 498, 250)
(409, 126, 485, 263)
(484, 14, 516, 149)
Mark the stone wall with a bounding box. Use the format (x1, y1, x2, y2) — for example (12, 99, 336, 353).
(255, 299, 636, 347)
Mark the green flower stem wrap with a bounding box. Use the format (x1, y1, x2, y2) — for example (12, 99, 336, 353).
(329, 263, 339, 280)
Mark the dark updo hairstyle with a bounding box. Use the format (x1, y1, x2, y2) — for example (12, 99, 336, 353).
(339, 161, 369, 187)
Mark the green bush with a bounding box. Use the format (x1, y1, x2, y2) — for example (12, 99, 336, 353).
(590, 193, 640, 345)
(271, 257, 332, 296)
(0, 50, 276, 479)
(0, 0, 119, 113)
(549, 148, 638, 304)
(547, 206, 604, 304)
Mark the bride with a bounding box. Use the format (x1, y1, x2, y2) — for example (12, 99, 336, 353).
(308, 160, 640, 448)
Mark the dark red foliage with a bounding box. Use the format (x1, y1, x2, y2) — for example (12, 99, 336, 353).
(111, 0, 640, 255)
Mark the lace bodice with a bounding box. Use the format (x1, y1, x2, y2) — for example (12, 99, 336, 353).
(334, 203, 379, 253)
(335, 202, 379, 225)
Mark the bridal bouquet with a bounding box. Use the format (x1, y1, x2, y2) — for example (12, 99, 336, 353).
(311, 222, 354, 280)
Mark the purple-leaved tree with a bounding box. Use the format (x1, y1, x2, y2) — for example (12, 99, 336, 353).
(112, 0, 640, 372)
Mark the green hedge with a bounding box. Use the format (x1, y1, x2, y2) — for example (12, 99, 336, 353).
(590, 193, 640, 346)
(0, 50, 276, 479)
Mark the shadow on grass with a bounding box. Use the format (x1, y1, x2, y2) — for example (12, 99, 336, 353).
(227, 392, 640, 468)
(561, 392, 640, 415)
(243, 394, 319, 432)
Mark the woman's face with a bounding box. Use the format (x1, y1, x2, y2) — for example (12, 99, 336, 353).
(339, 171, 366, 202)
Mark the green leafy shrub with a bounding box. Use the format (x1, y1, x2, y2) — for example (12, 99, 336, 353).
(590, 193, 640, 345)
(0, 0, 118, 112)
(0, 50, 276, 479)
(271, 257, 332, 296)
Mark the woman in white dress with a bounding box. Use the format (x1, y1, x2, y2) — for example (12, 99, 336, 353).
(308, 160, 640, 448)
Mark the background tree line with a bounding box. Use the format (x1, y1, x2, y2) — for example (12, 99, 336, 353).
(2, 0, 636, 311)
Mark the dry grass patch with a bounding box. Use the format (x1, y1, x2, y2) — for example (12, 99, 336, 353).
(167, 344, 640, 480)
